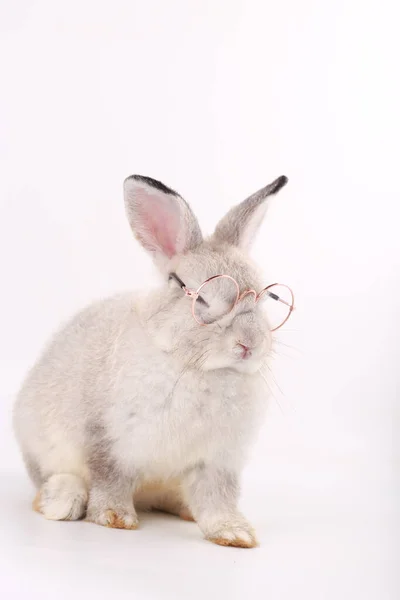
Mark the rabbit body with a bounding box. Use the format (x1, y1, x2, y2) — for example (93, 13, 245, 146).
(14, 174, 289, 547)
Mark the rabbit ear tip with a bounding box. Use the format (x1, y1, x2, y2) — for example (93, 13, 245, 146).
(273, 175, 289, 191)
(124, 175, 178, 196)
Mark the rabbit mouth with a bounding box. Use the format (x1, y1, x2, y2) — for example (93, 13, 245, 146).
(235, 343, 253, 360)
(217, 344, 265, 373)
(228, 339, 270, 373)
(197, 346, 265, 373)
(233, 356, 265, 374)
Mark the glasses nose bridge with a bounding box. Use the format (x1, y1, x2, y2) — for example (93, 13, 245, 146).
(238, 289, 257, 304)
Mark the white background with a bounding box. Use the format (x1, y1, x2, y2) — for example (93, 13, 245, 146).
(0, 1, 398, 599)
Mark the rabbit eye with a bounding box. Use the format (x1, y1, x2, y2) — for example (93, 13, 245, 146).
(194, 277, 238, 324)
(196, 295, 208, 307)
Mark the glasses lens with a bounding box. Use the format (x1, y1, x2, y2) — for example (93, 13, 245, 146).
(194, 276, 238, 324)
(259, 284, 294, 331)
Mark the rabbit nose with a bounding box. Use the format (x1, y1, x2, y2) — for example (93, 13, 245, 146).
(237, 342, 252, 359)
(238, 342, 250, 352)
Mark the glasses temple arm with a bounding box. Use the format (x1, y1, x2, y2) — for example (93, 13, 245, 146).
(267, 291, 295, 310)
(169, 272, 186, 289)
(169, 272, 199, 298)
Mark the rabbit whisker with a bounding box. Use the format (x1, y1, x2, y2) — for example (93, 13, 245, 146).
(263, 362, 284, 396)
(163, 348, 211, 409)
(272, 338, 301, 353)
(258, 369, 284, 415)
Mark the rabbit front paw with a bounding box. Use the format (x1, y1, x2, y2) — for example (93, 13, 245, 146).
(87, 507, 139, 530)
(206, 521, 258, 548)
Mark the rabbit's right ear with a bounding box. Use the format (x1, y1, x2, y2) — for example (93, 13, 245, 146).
(124, 175, 203, 268)
(212, 176, 288, 252)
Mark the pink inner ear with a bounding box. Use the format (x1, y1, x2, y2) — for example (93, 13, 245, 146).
(138, 195, 180, 258)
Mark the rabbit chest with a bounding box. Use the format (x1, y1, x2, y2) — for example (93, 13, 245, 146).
(105, 349, 264, 479)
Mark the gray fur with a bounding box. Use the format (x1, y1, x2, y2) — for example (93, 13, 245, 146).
(23, 452, 43, 487)
(213, 175, 288, 250)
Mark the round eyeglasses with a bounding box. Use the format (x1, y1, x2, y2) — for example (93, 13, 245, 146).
(169, 273, 295, 331)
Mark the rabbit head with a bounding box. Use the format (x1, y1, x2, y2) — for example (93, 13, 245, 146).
(124, 174, 288, 374)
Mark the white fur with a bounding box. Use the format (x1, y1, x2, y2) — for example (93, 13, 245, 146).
(37, 474, 87, 521)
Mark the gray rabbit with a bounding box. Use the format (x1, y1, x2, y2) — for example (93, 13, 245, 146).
(13, 174, 290, 547)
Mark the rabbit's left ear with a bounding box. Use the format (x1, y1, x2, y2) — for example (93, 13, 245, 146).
(213, 176, 288, 251)
(124, 175, 203, 267)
